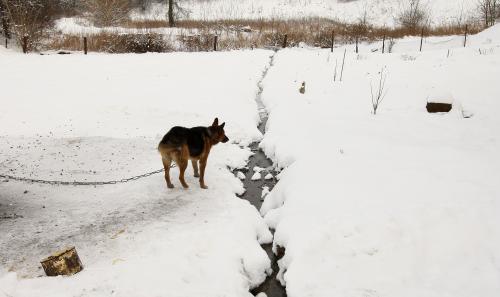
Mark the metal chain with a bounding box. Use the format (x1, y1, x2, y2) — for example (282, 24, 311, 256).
(0, 166, 175, 186)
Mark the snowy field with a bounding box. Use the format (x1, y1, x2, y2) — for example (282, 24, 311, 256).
(0, 49, 274, 296)
(260, 25, 500, 297)
(132, 0, 478, 27)
(1, 20, 500, 297)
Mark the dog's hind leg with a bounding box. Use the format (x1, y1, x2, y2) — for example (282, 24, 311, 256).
(178, 145, 190, 189)
(162, 156, 174, 189)
(192, 160, 200, 178)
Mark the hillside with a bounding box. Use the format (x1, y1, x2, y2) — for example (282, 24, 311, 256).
(132, 0, 479, 27)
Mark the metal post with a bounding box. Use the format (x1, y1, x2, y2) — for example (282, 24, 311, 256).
(382, 35, 386, 54)
(464, 24, 468, 47)
(331, 30, 334, 52)
(419, 28, 424, 52)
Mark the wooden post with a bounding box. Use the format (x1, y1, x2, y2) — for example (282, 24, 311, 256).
(41, 247, 83, 277)
(464, 24, 468, 47)
(213, 35, 218, 51)
(282, 34, 288, 48)
(4, 37, 7, 49)
(355, 36, 359, 54)
(382, 35, 386, 54)
(330, 30, 334, 52)
(419, 28, 424, 52)
(83, 37, 88, 55)
(22, 36, 28, 54)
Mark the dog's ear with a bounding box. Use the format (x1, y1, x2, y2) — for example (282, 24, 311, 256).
(212, 118, 219, 127)
(220, 122, 225, 129)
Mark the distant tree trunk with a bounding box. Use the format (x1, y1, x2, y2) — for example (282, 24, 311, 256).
(0, 0, 11, 39)
(168, 0, 175, 27)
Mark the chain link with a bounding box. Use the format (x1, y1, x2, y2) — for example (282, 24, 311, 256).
(0, 165, 175, 186)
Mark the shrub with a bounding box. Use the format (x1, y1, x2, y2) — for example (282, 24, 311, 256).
(86, 0, 131, 27)
(396, 0, 429, 34)
(0, 0, 55, 51)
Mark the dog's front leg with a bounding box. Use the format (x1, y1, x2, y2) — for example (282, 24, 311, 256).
(199, 156, 208, 189)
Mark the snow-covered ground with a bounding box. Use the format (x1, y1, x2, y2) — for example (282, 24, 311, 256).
(259, 25, 500, 297)
(0, 49, 274, 296)
(1, 20, 500, 297)
(132, 0, 479, 27)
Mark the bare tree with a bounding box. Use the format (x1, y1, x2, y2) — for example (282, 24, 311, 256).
(0, 0, 54, 51)
(0, 0, 10, 38)
(478, 0, 499, 27)
(396, 0, 429, 34)
(167, 0, 189, 27)
(86, 0, 131, 27)
(371, 68, 388, 115)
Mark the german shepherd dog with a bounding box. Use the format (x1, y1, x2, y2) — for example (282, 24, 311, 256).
(158, 118, 229, 189)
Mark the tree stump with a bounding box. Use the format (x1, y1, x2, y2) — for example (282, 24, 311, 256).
(40, 247, 83, 276)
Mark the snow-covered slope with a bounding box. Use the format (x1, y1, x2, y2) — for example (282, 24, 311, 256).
(259, 25, 500, 297)
(132, 0, 479, 27)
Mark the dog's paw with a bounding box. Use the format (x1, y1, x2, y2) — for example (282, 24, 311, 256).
(194, 173, 200, 178)
(200, 184, 208, 189)
(181, 184, 189, 189)
(167, 184, 174, 189)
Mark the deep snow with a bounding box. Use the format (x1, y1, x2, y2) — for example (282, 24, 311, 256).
(259, 25, 500, 297)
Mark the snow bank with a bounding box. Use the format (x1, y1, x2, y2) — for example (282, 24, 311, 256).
(0, 50, 273, 296)
(259, 37, 500, 296)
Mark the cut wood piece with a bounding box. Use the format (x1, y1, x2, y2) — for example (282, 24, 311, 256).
(40, 247, 83, 276)
(427, 91, 454, 113)
(426, 102, 453, 113)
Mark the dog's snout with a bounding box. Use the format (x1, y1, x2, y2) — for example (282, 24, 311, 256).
(222, 136, 229, 143)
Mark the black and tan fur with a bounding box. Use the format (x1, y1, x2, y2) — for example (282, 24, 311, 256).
(158, 118, 229, 189)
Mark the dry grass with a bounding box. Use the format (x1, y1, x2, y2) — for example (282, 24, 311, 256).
(47, 32, 173, 53)
(45, 17, 482, 53)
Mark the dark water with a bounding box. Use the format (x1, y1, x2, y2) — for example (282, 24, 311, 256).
(237, 119, 287, 297)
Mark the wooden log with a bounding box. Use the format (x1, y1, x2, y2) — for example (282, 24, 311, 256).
(41, 247, 83, 276)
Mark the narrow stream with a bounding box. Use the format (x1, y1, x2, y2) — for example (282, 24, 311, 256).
(236, 52, 287, 297)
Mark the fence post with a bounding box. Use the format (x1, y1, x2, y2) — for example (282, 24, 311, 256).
(419, 28, 424, 52)
(22, 35, 28, 54)
(213, 35, 218, 51)
(4, 37, 7, 49)
(355, 36, 358, 53)
(83, 37, 88, 55)
(282, 34, 288, 48)
(382, 35, 386, 54)
(464, 24, 468, 47)
(331, 30, 334, 52)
